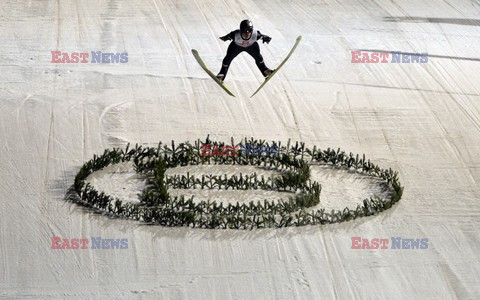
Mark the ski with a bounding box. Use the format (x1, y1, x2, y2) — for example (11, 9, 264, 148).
(191, 49, 236, 97)
(250, 36, 302, 98)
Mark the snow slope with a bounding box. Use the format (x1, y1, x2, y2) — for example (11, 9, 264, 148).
(1, 0, 480, 298)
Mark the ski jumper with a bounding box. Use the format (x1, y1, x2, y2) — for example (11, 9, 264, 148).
(218, 30, 271, 79)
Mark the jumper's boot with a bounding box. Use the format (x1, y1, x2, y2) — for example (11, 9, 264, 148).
(217, 63, 229, 82)
(263, 68, 274, 78)
(216, 73, 225, 82)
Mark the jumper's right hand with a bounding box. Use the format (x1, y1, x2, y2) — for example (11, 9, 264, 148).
(220, 36, 230, 42)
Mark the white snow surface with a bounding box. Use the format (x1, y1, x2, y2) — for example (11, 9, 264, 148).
(1, 0, 480, 299)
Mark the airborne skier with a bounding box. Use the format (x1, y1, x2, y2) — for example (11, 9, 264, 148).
(216, 20, 274, 81)
(191, 21, 300, 97)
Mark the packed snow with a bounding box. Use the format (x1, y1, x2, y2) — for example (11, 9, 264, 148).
(1, 0, 479, 298)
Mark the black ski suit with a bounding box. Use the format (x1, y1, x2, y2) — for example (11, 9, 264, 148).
(218, 29, 271, 79)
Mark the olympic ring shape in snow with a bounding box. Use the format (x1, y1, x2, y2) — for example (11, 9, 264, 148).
(71, 137, 403, 229)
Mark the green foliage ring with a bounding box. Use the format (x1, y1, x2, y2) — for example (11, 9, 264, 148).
(72, 137, 403, 229)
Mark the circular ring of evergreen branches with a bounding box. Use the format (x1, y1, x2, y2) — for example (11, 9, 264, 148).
(72, 137, 403, 229)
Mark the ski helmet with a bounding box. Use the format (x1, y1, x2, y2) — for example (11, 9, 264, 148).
(240, 20, 253, 34)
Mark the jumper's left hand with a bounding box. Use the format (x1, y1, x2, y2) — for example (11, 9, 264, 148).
(262, 36, 272, 44)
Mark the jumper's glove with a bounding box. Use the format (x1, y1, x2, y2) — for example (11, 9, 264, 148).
(262, 35, 272, 44)
(220, 35, 231, 42)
